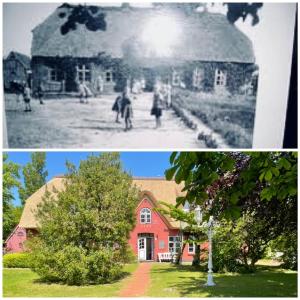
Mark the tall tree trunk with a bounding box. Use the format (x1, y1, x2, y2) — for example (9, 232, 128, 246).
(175, 243, 186, 265)
(192, 244, 201, 266)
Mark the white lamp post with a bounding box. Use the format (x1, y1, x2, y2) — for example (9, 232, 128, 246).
(205, 216, 216, 286)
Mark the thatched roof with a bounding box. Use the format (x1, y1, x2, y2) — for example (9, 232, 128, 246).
(18, 176, 185, 229)
(31, 5, 255, 64)
(6, 51, 31, 69)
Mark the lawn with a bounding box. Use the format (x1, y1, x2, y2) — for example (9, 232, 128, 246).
(173, 88, 256, 148)
(3, 263, 138, 297)
(147, 262, 297, 297)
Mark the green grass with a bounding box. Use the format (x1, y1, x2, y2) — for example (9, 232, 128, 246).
(3, 263, 138, 297)
(173, 88, 256, 148)
(147, 262, 297, 297)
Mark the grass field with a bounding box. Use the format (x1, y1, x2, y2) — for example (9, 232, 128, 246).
(147, 262, 297, 297)
(3, 262, 297, 297)
(3, 264, 138, 297)
(173, 89, 256, 148)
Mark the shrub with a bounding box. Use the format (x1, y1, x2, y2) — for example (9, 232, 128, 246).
(32, 245, 123, 285)
(3, 252, 32, 268)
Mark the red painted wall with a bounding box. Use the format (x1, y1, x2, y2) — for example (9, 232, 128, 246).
(128, 196, 206, 262)
(5, 226, 27, 253)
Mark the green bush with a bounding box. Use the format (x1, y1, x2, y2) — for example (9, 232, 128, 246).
(31, 244, 123, 285)
(213, 222, 243, 273)
(3, 252, 32, 268)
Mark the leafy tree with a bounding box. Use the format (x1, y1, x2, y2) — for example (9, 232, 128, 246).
(165, 152, 297, 271)
(165, 152, 297, 220)
(58, 4, 107, 35)
(30, 153, 138, 285)
(19, 152, 48, 206)
(3, 153, 20, 211)
(3, 153, 20, 241)
(3, 206, 23, 241)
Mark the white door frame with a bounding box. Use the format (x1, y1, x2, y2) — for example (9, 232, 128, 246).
(138, 236, 153, 261)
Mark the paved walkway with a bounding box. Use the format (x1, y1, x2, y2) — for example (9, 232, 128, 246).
(5, 93, 205, 148)
(119, 263, 152, 297)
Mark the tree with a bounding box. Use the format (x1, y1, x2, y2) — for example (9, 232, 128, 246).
(153, 3, 263, 25)
(58, 4, 107, 35)
(30, 153, 138, 285)
(3, 153, 20, 241)
(19, 152, 48, 206)
(165, 152, 297, 271)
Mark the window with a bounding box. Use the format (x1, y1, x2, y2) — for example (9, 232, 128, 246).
(188, 243, 195, 254)
(140, 208, 151, 224)
(168, 236, 181, 253)
(172, 70, 180, 86)
(17, 231, 24, 237)
(193, 67, 202, 88)
(77, 64, 91, 82)
(105, 69, 113, 83)
(49, 68, 60, 82)
(214, 69, 227, 87)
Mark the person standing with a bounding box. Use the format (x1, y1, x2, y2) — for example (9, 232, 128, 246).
(97, 75, 104, 97)
(78, 81, 86, 103)
(121, 90, 133, 131)
(23, 83, 32, 112)
(151, 88, 163, 128)
(37, 81, 44, 105)
(112, 94, 123, 123)
(83, 82, 92, 104)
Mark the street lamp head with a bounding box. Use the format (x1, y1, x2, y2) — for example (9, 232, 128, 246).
(194, 205, 202, 226)
(207, 215, 214, 227)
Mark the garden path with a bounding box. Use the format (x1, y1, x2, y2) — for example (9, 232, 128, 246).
(5, 93, 205, 148)
(119, 263, 152, 297)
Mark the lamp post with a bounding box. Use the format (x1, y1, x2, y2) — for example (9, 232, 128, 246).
(205, 216, 215, 286)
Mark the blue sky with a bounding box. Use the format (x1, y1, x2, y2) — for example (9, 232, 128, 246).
(6, 151, 172, 206)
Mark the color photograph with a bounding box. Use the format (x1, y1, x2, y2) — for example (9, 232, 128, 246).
(3, 152, 297, 297)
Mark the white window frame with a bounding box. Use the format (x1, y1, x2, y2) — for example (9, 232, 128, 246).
(105, 69, 113, 83)
(172, 70, 180, 86)
(76, 64, 91, 82)
(193, 67, 202, 88)
(214, 69, 227, 88)
(48, 68, 59, 82)
(188, 243, 195, 254)
(140, 208, 151, 224)
(168, 236, 182, 254)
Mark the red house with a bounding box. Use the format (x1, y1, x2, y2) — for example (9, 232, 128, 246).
(6, 176, 206, 262)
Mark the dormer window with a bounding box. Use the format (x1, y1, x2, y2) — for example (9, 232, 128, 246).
(140, 208, 151, 224)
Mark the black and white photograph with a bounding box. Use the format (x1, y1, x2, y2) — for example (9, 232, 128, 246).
(2, 2, 297, 149)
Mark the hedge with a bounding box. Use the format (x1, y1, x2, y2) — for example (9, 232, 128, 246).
(3, 252, 32, 268)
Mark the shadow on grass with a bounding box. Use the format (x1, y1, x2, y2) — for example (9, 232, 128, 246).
(152, 264, 297, 297)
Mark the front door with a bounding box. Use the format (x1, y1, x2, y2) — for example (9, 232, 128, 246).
(138, 237, 153, 261)
(138, 238, 146, 261)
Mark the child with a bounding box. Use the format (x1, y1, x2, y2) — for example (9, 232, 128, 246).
(37, 82, 44, 104)
(121, 90, 133, 131)
(151, 88, 163, 128)
(23, 83, 32, 112)
(112, 94, 123, 123)
(78, 81, 86, 103)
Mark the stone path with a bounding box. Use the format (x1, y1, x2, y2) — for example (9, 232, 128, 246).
(5, 93, 206, 148)
(119, 263, 152, 297)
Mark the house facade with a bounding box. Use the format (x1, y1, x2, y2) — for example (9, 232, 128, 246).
(31, 4, 257, 95)
(3, 51, 31, 91)
(6, 176, 206, 262)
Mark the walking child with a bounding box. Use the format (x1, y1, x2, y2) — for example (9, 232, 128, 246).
(112, 94, 123, 123)
(121, 90, 133, 131)
(78, 81, 86, 103)
(23, 83, 32, 112)
(151, 88, 163, 128)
